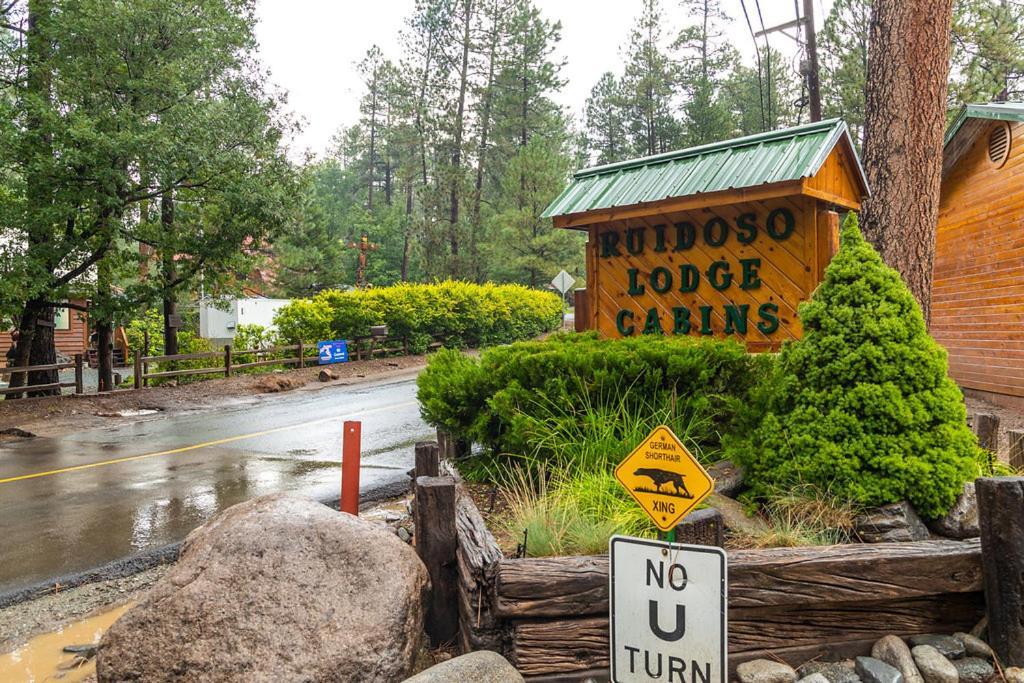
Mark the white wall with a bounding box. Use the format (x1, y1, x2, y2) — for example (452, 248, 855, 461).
(199, 298, 292, 341)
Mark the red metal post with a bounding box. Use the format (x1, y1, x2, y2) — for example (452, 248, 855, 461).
(341, 420, 362, 514)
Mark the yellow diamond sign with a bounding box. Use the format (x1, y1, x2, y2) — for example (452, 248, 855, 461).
(614, 425, 715, 532)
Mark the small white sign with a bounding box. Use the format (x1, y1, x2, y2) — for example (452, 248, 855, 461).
(609, 536, 727, 683)
(551, 269, 575, 294)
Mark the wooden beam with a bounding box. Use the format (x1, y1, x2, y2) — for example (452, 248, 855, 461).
(977, 476, 1024, 665)
(802, 183, 863, 211)
(414, 475, 460, 646)
(494, 539, 982, 619)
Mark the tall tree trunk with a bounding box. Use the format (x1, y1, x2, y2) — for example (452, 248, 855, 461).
(96, 318, 113, 392)
(449, 0, 474, 276)
(472, 0, 500, 284)
(861, 0, 953, 323)
(10, 0, 59, 398)
(161, 190, 179, 357)
(368, 70, 377, 211)
(402, 181, 413, 281)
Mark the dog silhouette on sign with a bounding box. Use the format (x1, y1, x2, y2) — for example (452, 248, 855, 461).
(633, 467, 694, 499)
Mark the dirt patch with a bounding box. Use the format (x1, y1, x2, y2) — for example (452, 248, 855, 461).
(0, 355, 428, 437)
(966, 394, 1024, 464)
(0, 564, 169, 654)
(253, 374, 305, 393)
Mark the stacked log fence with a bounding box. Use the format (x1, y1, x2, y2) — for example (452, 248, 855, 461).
(420, 445, 1012, 680)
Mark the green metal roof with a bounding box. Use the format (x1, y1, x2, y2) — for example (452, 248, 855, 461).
(542, 118, 867, 219)
(945, 102, 1024, 146)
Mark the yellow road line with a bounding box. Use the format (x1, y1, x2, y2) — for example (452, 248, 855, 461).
(0, 400, 419, 485)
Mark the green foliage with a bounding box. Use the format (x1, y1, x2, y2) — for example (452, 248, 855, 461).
(232, 324, 273, 352)
(726, 214, 981, 519)
(418, 333, 770, 467)
(273, 281, 563, 347)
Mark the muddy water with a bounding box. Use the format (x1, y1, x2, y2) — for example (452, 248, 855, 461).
(0, 601, 133, 682)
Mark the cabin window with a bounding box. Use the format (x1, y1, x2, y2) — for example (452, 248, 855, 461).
(988, 122, 1011, 168)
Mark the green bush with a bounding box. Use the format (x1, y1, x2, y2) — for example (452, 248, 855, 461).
(726, 214, 980, 519)
(418, 333, 771, 468)
(273, 281, 563, 348)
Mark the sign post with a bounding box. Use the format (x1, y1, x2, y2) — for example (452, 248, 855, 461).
(610, 425, 726, 682)
(551, 270, 576, 321)
(609, 536, 727, 683)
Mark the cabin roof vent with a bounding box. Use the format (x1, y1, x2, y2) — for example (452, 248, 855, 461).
(989, 121, 1011, 168)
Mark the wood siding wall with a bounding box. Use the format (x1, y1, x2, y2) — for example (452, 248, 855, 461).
(0, 304, 89, 362)
(584, 195, 838, 350)
(934, 120, 1024, 397)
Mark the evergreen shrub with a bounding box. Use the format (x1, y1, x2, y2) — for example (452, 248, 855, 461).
(726, 214, 980, 518)
(273, 281, 562, 348)
(417, 333, 770, 465)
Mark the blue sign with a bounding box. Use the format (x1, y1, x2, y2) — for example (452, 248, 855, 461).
(317, 339, 349, 365)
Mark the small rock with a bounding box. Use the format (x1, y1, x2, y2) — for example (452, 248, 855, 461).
(397, 527, 412, 543)
(62, 644, 98, 657)
(907, 635, 965, 660)
(707, 493, 768, 536)
(707, 459, 744, 497)
(925, 482, 979, 539)
(797, 661, 861, 683)
(952, 657, 993, 683)
(872, 634, 923, 683)
(951, 632, 993, 660)
(736, 659, 798, 683)
(855, 502, 930, 542)
(797, 675, 832, 683)
(403, 651, 524, 682)
(318, 368, 336, 382)
(969, 616, 987, 640)
(856, 657, 904, 683)
(1004, 667, 1024, 683)
(254, 375, 303, 393)
(910, 645, 957, 683)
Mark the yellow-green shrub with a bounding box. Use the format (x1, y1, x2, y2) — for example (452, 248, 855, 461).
(273, 281, 563, 349)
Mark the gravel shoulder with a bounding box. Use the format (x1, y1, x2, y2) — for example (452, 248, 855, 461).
(0, 354, 429, 437)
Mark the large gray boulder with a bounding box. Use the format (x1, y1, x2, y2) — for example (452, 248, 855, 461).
(404, 652, 524, 682)
(97, 493, 429, 682)
(926, 482, 979, 539)
(855, 502, 929, 543)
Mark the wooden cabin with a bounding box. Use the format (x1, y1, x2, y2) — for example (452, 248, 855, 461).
(543, 119, 870, 350)
(934, 103, 1024, 407)
(0, 302, 90, 362)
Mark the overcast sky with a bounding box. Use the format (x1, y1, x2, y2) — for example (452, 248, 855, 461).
(254, 0, 835, 159)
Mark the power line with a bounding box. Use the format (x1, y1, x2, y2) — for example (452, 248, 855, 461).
(753, 0, 772, 126)
(738, 0, 767, 131)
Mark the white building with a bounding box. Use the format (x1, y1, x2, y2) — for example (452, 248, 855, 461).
(199, 298, 292, 347)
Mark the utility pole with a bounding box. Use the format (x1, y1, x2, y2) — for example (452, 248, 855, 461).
(802, 0, 822, 121)
(755, 1, 823, 122)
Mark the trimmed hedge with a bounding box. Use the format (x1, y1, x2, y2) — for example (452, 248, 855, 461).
(273, 281, 563, 351)
(725, 214, 980, 518)
(417, 333, 772, 463)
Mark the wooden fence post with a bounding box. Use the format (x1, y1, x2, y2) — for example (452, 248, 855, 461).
(74, 354, 84, 394)
(414, 475, 459, 646)
(297, 341, 304, 369)
(972, 413, 1000, 453)
(976, 476, 1024, 665)
(133, 351, 142, 390)
(1008, 430, 1024, 470)
(415, 441, 440, 478)
(224, 345, 232, 377)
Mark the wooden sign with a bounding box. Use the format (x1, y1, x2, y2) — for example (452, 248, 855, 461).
(544, 119, 870, 351)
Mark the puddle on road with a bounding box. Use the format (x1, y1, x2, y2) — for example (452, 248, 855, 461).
(0, 602, 133, 682)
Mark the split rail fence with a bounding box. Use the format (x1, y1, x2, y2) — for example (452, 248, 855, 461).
(0, 355, 84, 397)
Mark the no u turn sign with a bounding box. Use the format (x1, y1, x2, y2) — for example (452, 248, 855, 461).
(609, 536, 727, 683)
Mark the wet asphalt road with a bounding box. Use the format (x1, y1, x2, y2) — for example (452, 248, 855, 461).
(0, 374, 431, 596)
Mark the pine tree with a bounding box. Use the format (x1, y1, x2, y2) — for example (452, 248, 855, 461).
(950, 0, 1024, 104)
(620, 0, 681, 155)
(819, 0, 872, 148)
(675, 0, 736, 145)
(584, 72, 628, 164)
(729, 214, 980, 519)
(722, 47, 801, 136)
